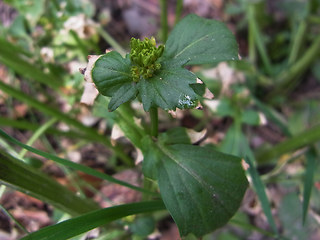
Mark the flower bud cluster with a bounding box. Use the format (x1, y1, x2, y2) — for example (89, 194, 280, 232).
(130, 37, 164, 82)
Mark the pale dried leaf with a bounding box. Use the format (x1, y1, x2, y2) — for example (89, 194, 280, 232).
(80, 82, 99, 105)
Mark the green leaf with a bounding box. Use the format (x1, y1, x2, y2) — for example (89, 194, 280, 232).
(21, 201, 165, 240)
(256, 124, 320, 163)
(241, 109, 260, 126)
(158, 127, 191, 145)
(137, 63, 198, 111)
(129, 216, 155, 237)
(0, 129, 155, 195)
(0, 149, 98, 216)
(244, 156, 279, 236)
(91, 15, 239, 111)
(162, 14, 239, 66)
(108, 83, 138, 111)
(302, 149, 317, 224)
(279, 193, 314, 240)
(220, 122, 243, 156)
(150, 142, 248, 237)
(0, 38, 60, 89)
(92, 51, 132, 97)
(141, 136, 161, 180)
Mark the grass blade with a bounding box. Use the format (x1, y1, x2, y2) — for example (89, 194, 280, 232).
(247, 3, 272, 74)
(0, 204, 29, 233)
(302, 149, 317, 224)
(0, 80, 132, 164)
(0, 117, 95, 140)
(96, 27, 126, 56)
(256, 124, 320, 163)
(21, 200, 165, 240)
(0, 149, 98, 216)
(0, 129, 157, 195)
(18, 118, 57, 158)
(245, 156, 279, 236)
(0, 38, 60, 89)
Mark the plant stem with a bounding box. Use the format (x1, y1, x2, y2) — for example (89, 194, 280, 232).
(267, 34, 320, 99)
(150, 107, 159, 138)
(247, 5, 256, 64)
(19, 118, 57, 158)
(175, 0, 183, 25)
(247, 3, 272, 74)
(288, 20, 307, 65)
(0, 80, 132, 165)
(160, 0, 168, 43)
(96, 27, 126, 56)
(0, 204, 29, 233)
(256, 124, 320, 163)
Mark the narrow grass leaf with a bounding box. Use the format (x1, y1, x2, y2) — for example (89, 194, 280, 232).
(253, 98, 292, 137)
(0, 129, 156, 195)
(18, 118, 57, 158)
(21, 200, 165, 240)
(302, 149, 317, 224)
(256, 124, 320, 163)
(0, 117, 91, 140)
(245, 156, 279, 235)
(0, 80, 108, 144)
(0, 149, 98, 216)
(0, 38, 60, 89)
(0, 204, 29, 233)
(229, 219, 275, 238)
(247, 4, 272, 74)
(0, 80, 132, 163)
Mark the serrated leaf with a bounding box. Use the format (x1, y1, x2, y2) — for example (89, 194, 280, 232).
(92, 51, 132, 97)
(137, 63, 198, 111)
(90, 15, 239, 111)
(163, 14, 239, 66)
(153, 143, 248, 236)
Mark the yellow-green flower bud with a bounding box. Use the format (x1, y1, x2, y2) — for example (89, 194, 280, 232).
(129, 37, 164, 82)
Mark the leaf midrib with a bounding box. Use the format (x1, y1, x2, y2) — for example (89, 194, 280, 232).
(173, 34, 210, 60)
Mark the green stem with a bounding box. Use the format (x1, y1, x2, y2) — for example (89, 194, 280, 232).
(256, 124, 320, 163)
(160, 0, 168, 43)
(247, 5, 256, 64)
(0, 80, 132, 165)
(0, 204, 29, 233)
(19, 118, 57, 158)
(268, 34, 320, 99)
(69, 30, 88, 60)
(0, 117, 95, 140)
(96, 27, 126, 56)
(303, 148, 317, 224)
(0, 129, 156, 195)
(175, 0, 183, 25)
(150, 107, 159, 138)
(288, 20, 307, 65)
(247, 3, 272, 74)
